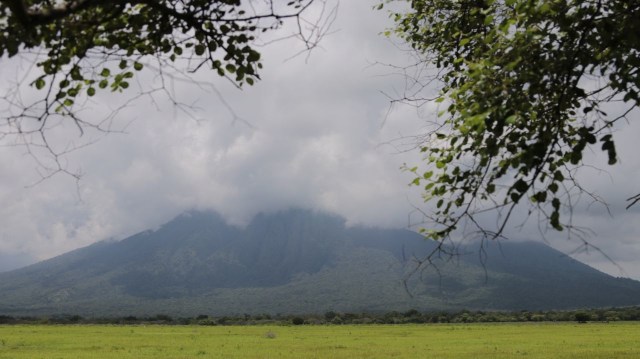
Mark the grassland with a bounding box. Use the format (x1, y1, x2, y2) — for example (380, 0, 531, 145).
(1, 322, 639, 358)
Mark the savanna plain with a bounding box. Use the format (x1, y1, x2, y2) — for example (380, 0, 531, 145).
(1, 322, 639, 358)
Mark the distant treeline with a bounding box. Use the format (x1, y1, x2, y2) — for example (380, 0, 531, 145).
(1, 307, 640, 325)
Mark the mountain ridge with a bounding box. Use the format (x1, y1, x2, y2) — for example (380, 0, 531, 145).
(0, 209, 638, 316)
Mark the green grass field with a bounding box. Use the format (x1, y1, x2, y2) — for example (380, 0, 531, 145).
(1, 322, 639, 358)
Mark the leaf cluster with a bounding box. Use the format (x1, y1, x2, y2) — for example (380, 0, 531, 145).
(386, 0, 640, 239)
(1, 0, 312, 115)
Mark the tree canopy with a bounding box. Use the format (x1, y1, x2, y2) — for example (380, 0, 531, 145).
(1, 0, 326, 177)
(385, 0, 640, 241)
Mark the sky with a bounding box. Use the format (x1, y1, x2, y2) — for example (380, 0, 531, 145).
(0, 0, 639, 279)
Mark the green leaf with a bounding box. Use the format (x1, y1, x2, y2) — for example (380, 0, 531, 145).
(532, 191, 547, 203)
(34, 78, 46, 90)
(513, 179, 528, 193)
(539, 3, 551, 14)
(194, 44, 205, 56)
(247, 51, 260, 62)
(570, 151, 582, 165)
(550, 211, 563, 230)
(133, 62, 143, 71)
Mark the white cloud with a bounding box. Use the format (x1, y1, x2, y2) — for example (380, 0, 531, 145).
(0, 0, 639, 281)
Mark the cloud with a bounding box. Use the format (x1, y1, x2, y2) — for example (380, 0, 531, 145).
(0, 0, 639, 281)
(0, 1, 423, 264)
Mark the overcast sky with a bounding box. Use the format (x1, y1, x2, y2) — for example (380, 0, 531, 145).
(1, 0, 639, 279)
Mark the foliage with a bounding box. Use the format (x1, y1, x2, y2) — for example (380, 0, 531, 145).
(574, 311, 591, 323)
(2, 0, 315, 96)
(3, 306, 640, 325)
(2, 210, 640, 316)
(384, 0, 640, 240)
(0, 0, 326, 177)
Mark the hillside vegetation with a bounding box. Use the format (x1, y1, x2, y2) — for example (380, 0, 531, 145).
(0, 209, 639, 316)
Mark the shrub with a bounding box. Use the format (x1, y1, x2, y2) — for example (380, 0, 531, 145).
(574, 312, 590, 323)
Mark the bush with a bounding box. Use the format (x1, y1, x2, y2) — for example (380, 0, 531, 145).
(574, 312, 590, 323)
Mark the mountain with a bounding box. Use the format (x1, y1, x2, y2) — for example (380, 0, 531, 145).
(0, 209, 638, 316)
(0, 252, 35, 273)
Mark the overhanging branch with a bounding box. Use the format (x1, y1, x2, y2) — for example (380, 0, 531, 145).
(9, 0, 118, 27)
